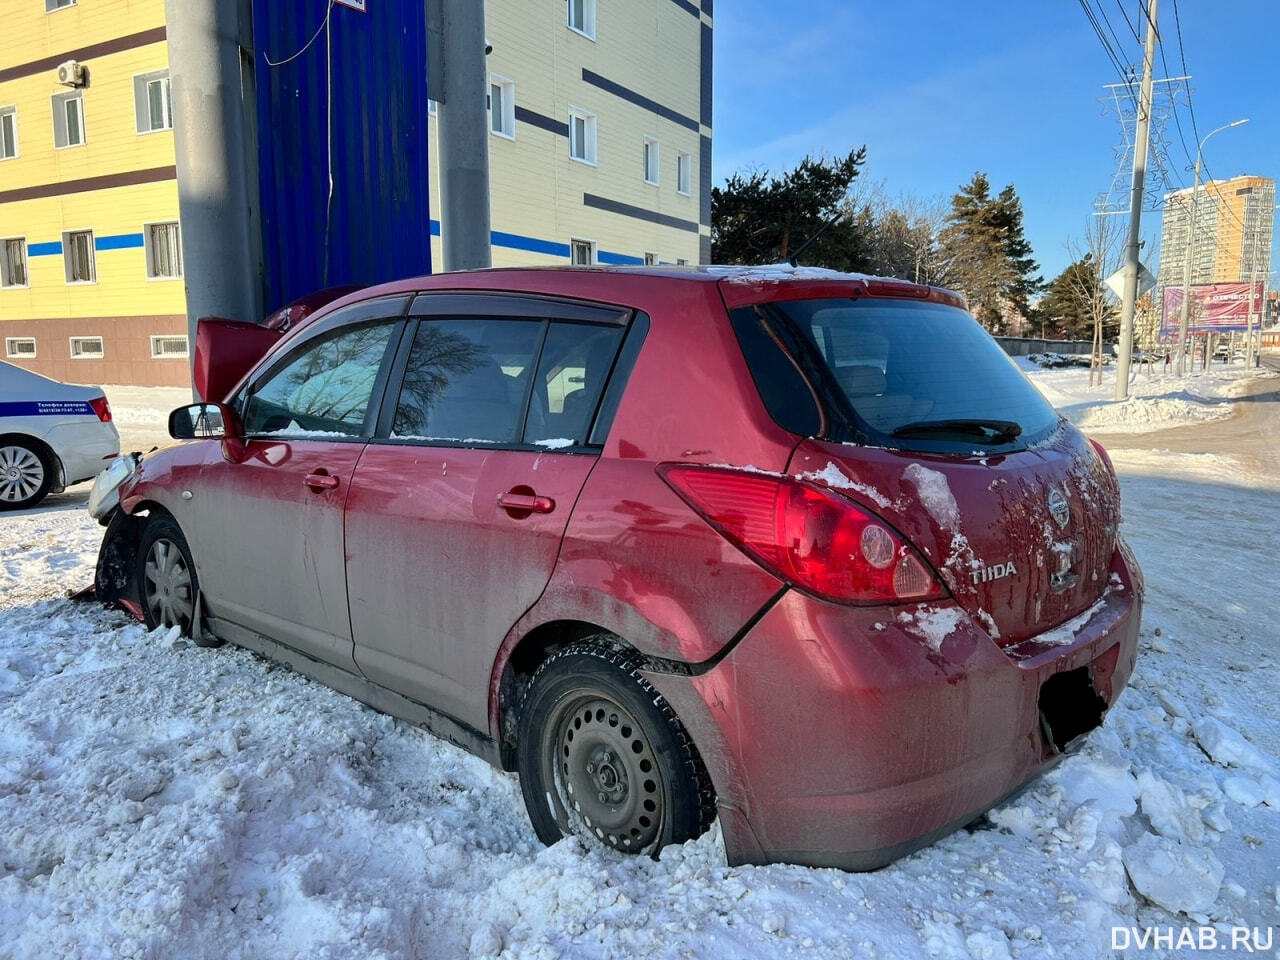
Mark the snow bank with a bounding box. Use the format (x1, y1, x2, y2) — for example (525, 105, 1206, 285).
(1, 368, 1278, 958)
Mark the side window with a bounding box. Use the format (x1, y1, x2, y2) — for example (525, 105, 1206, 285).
(393, 318, 542, 443)
(523, 322, 624, 447)
(243, 321, 396, 437)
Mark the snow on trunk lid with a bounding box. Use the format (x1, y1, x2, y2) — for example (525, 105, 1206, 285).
(789, 426, 1120, 647)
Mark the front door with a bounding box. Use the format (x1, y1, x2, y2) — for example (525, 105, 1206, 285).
(347, 307, 627, 731)
(190, 316, 402, 668)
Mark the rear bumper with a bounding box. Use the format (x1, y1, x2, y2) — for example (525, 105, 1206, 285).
(47, 420, 120, 487)
(647, 545, 1142, 871)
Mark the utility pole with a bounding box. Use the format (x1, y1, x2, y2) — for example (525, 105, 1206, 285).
(1176, 119, 1248, 375)
(1114, 0, 1157, 401)
(427, 0, 492, 271)
(165, 0, 262, 393)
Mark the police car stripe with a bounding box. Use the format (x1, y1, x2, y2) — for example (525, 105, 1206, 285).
(0, 401, 95, 417)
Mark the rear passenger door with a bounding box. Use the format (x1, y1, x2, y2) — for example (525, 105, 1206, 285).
(345, 294, 630, 730)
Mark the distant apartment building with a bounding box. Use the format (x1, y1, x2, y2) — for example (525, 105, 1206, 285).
(1157, 175, 1275, 290)
(1, 0, 714, 387)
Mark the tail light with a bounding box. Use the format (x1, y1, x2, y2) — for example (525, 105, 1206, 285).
(89, 396, 112, 422)
(659, 464, 948, 605)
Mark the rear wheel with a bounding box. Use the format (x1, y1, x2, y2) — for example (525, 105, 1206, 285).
(516, 643, 714, 856)
(0, 440, 53, 510)
(137, 514, 199, 635)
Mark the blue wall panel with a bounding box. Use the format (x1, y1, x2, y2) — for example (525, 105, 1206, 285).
(253, 0, 431, 313)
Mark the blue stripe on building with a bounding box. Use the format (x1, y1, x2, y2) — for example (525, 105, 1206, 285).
(596, 250, 646, 266)
(27, 242, 62, 257)
(95, 233, 145, 251)
(428, 221, 648, 266)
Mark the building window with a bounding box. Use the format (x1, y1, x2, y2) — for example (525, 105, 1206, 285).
(45, 0, 76, 11)
(1, 239, 27, 288)
(69, 336, 104, 359)
(644, 252, 659, 266)
(676, 258, 689, 266)
(5, 337, 36, 359)
(63, 230, 95, 284)
(52, 91, 85, 148)
(570, 239, 596, 265)
(146, 222, 183, 279)
(568, 108, 596, 164)
(488, 76, 514, 139)
(133, 71, 172, 133)
(643, 137, 660, 185)
(567, 0, 596, 39)
(0, 106, 17, 160)
(150, 335, 189, 359)
(677, 151, 692, 196)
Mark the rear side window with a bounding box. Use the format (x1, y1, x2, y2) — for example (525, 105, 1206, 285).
(392, 317, 625, 448)
(732, 299, 1060, 451)
(524, 322, 624, 447)
(393, 318, 542, 443)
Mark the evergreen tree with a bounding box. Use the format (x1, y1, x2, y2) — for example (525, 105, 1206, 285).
(937, 173, 1041, 332)
(992, 185, 1042, 321)
(711, 148, 869, 270)
(1037, 256, 1105, 339)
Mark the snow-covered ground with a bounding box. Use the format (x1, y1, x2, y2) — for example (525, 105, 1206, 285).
(1, 368, 1278, 959)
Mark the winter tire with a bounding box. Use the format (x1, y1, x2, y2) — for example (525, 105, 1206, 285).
(0, 440, 53, 510)
(137, 513, 199, 636)
(517, 642, 714, 856)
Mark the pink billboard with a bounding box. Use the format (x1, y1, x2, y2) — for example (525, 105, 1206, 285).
(1161, 282, 1263, 337)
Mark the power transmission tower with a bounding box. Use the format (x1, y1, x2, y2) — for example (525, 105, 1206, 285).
(1093, 76, 1187, 218)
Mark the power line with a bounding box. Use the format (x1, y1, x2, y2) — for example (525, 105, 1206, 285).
(1167, 0, 1252, 238)
(1077, 0, 1138, 91)
(1114, 0, 1143, 45)
(1091, 0, 1136, 57)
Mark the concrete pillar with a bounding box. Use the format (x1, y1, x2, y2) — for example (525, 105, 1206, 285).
(431, 0, 492, 271)
(165, 0, 262, 382)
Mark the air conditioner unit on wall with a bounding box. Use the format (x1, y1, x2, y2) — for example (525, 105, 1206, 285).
(56, 60, 86, 87)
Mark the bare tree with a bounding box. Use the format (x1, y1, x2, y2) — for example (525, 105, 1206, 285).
(844, 182, 954, 288)
(1063, 216, 1123, 387)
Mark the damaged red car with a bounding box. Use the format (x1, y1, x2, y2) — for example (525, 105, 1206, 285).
(90, 266, 1142, 870)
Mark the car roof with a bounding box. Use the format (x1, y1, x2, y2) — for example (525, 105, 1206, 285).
(303, 264, 967, 326)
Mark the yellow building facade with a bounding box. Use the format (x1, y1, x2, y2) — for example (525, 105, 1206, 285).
(1, 0, 713, 387)
(0, 0, 188, 387)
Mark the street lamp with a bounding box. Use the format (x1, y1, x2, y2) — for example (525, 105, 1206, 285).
(1177, 118, 1249, 376)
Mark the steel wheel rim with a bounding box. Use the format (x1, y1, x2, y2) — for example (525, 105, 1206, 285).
(0, 445, 44, 504)
(144, 538, 194, 631)
(546, 694, 666, 852)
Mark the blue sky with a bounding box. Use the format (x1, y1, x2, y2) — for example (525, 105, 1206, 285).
(711, 0, 1278, 283)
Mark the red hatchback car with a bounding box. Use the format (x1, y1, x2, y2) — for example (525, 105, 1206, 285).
(92, 266, 1141, 870)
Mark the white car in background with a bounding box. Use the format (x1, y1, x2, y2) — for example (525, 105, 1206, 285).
(0, 361, 119, 510)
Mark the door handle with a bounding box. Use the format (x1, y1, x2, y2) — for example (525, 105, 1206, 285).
(497, 489, 555, 516)
(304, 472, 340, 491)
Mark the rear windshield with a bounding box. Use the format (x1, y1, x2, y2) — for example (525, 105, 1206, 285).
(730, 298, 1061, 452)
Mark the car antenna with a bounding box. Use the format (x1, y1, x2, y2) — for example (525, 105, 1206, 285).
(786, 212, 844, 267)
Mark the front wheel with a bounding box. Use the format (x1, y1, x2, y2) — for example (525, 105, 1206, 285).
(516, 644, 714, 856)
(136, 513, 199, 635)
(0, 440, 53, 510)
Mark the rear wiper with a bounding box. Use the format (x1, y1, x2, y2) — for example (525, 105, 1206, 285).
(890, 419, 1023, 443)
